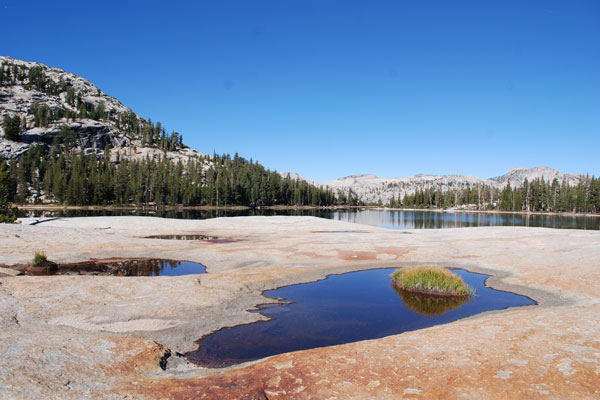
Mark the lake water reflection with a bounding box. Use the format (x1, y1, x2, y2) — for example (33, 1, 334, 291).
(19, 208, 599, 230)
(328, 209, 599, 230)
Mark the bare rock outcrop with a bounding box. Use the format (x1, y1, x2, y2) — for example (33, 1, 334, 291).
(0, 56, 205, 164)
(0, 216, 599, 398)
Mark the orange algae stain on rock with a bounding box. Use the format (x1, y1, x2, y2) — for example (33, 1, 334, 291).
(450, 254, 481, 259)
(125, 306, 600, 399)
(337, 250, 378, 261)
(98, 336, 170, 377)
(335, 246, 412, 262)
(373, 246, 412, 257)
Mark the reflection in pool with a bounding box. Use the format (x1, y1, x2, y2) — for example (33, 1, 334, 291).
(392, 286, 469, 316)
(329, 209, 600, 230)
(145, 234, 217, 240)
(187, 268, 535, 368)
(27, 259, 206, 276)
(20, 208, 600, 230)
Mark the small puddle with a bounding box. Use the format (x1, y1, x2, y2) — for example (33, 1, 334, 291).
(204, 238, 243, 244)
(311, 231, 365, 234)
(25, 259, 206, 276)
(144, 234, 242, 244)
(186, 268, 535, 368)
(145, 234, 218, 240)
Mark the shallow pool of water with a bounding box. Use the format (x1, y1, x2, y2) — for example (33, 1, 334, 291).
(28, 259, 206, 276)
(186, 268, 535, 368)
(145, 234, 217, 240)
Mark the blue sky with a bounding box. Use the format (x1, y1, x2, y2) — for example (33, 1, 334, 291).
(1, 0, 599, 182)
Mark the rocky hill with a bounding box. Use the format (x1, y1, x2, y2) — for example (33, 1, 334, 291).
(0, 56, 203, 163)
(0, 57, 339, 208)
(490, 166, 580, 187)
(278, 172, 318, 187)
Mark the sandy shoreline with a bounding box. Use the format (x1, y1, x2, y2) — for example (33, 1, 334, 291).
(1, 216, 599, 398)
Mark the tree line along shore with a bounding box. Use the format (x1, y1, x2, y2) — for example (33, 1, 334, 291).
(1, 144, 599, 220)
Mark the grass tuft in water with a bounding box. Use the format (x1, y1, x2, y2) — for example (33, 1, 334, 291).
(32, 252, 48, 265)
(391, 265, 474, 297)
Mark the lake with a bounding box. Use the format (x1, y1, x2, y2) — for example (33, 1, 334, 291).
(19, 208, 600, 230)
(327, 209, 600, 230)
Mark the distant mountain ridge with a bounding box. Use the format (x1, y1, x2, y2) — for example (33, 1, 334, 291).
(490, 166, 580, 187)
(280, 167, 584, 205)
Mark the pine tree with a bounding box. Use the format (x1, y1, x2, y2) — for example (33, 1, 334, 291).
(27, 65, 46, 91)
(0, 160, 16, 223)
(499, 181, 513, 210)
(2, 115, 21, 141)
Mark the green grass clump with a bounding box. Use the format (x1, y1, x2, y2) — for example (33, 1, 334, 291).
(391, 265, 474, 297)
(32, 252, 48, 265)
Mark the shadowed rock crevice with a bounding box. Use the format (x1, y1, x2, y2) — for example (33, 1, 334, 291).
(158, 347, 171, 371)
